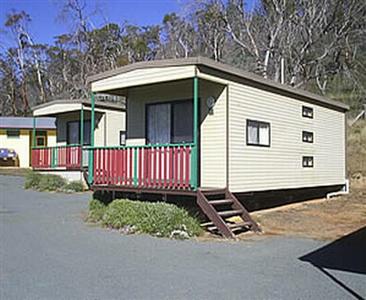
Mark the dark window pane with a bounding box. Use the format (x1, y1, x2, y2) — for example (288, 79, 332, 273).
(147, 103, 171, 144)
(172, 100, 193, 143)
(36, 137, 45, 146)
(6, 130, 20, 138)
(67, 121, 79, 145)
(83, 121, 91, 145)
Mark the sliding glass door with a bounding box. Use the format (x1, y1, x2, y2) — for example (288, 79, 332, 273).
(146, 100, 193, 145)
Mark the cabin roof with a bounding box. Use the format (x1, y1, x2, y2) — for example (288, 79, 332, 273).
(32, 99, 125, 112)
(0, 117, 56, 129)
(87, 57, 349, 112)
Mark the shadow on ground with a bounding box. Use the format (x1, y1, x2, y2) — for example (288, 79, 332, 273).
(299, 226, 366, 299)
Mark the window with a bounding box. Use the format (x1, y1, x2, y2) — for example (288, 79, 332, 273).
(146, 100, 193, 145)
(67, 120, 91, 145)
(36, 137, 46, 146)
(120, 131, 126, 146)
(246, 120, 270, 147)
(6, 130, 20, 138)
(303, 156, 314, 168)
(302, 131, 314, 143)
(302, 106, 314, 118)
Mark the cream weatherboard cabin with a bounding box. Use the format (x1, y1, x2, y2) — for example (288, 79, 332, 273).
(37, 57, 349, 238)
(31, 99, 125, 182)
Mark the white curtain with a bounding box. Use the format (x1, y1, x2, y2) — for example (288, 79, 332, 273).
(248, 122, 258, 144)
(259, 123, 270, 146)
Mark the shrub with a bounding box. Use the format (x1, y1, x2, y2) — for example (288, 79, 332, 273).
(24, 171, 43, 189)
(38, 174, 66, 191)
(101, 199, 202, 238)
(87, 199, 107, 223)
(62, 180, 84, 193)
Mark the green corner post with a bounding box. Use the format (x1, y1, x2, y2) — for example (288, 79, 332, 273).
(88, 93, 95, 184)
(191, 76, 199, 190)
(32, 117, 36, 148)
(80, 104, 84, 167)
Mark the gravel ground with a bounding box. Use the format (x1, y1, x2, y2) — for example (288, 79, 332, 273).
(1, 175, 365, 300)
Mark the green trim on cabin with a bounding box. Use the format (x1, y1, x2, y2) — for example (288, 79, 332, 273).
(32, 117, 36, 148)
(80, 104, 84, 166)
(88, 92, 95, 184)
(85, 142, 194, 150)
(190, 76, 199, 190)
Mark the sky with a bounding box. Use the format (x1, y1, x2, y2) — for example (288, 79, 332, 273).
(0, 0, 181, 45)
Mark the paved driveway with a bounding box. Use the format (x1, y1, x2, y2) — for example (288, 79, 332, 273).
(0, 175, 365, 300)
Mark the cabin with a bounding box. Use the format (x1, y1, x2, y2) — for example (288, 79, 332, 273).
(31, 99, 125, 183)
(0, 117, 56, 168)
(45, 57, 350, 238)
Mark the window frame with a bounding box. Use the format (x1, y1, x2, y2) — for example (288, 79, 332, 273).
(6, 129, 20, 138)
(145, 99, 194, 145)
(246, 119, 271, 147)
(302, 106, 314, 119)
(302, 131, 314, 143)
(302, 156, 314, 168)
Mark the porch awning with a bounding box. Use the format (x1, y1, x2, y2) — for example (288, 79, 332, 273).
(33, 99, 125, 117)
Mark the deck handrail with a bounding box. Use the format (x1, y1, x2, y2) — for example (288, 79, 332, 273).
(31, 144, 82, 170)
(90, 143, 196, 190)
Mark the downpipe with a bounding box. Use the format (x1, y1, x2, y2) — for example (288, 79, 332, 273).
(326, 179, 350, 199)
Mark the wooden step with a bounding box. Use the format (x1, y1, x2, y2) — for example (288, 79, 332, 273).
(218, 209, 243, 218)
(196, 188, 261, 239)
(208, 199, 233, 205)
(207, 221, 252, 232)
(200, 188, 227, 196)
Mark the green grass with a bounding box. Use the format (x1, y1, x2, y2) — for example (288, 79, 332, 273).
(88, 198, 202, 239)
(62, 180, 84, 193)
(24, 171, 43, 189)
(87, 199, 107, 223)
(24, 171, 85, 193)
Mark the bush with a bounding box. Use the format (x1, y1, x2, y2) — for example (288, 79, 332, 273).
(101, 199, 202, 238)
(24, 171, 43, 189)
(38, 174, 66, 191)
(87, 199, 107, 223)
(62, 180, 84, 193)
(24, 171, 86, 193)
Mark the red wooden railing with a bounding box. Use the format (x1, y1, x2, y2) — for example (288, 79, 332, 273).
(93, 144, 193, 190)
(31, 145, 82, 170)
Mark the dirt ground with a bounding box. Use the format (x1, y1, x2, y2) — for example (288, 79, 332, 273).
(245, 180, 366, 241)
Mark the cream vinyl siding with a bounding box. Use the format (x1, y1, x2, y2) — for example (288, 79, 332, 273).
(228, 82, 346, 193)
(105, 110, 125, 146)
(91, 66, 196, 92)
(126, 79, 227, 188)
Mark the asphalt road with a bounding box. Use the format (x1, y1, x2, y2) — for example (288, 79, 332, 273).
(1, 175, 365, 300)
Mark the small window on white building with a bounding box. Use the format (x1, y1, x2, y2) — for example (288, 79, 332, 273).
(6, 130, 20, 138)
(302, 131, 314, 143)
(246, 120, 270, 147)
(303, 156, 314, 168)
(302, 106, 314, 118)
(120, 131, 126, 146)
